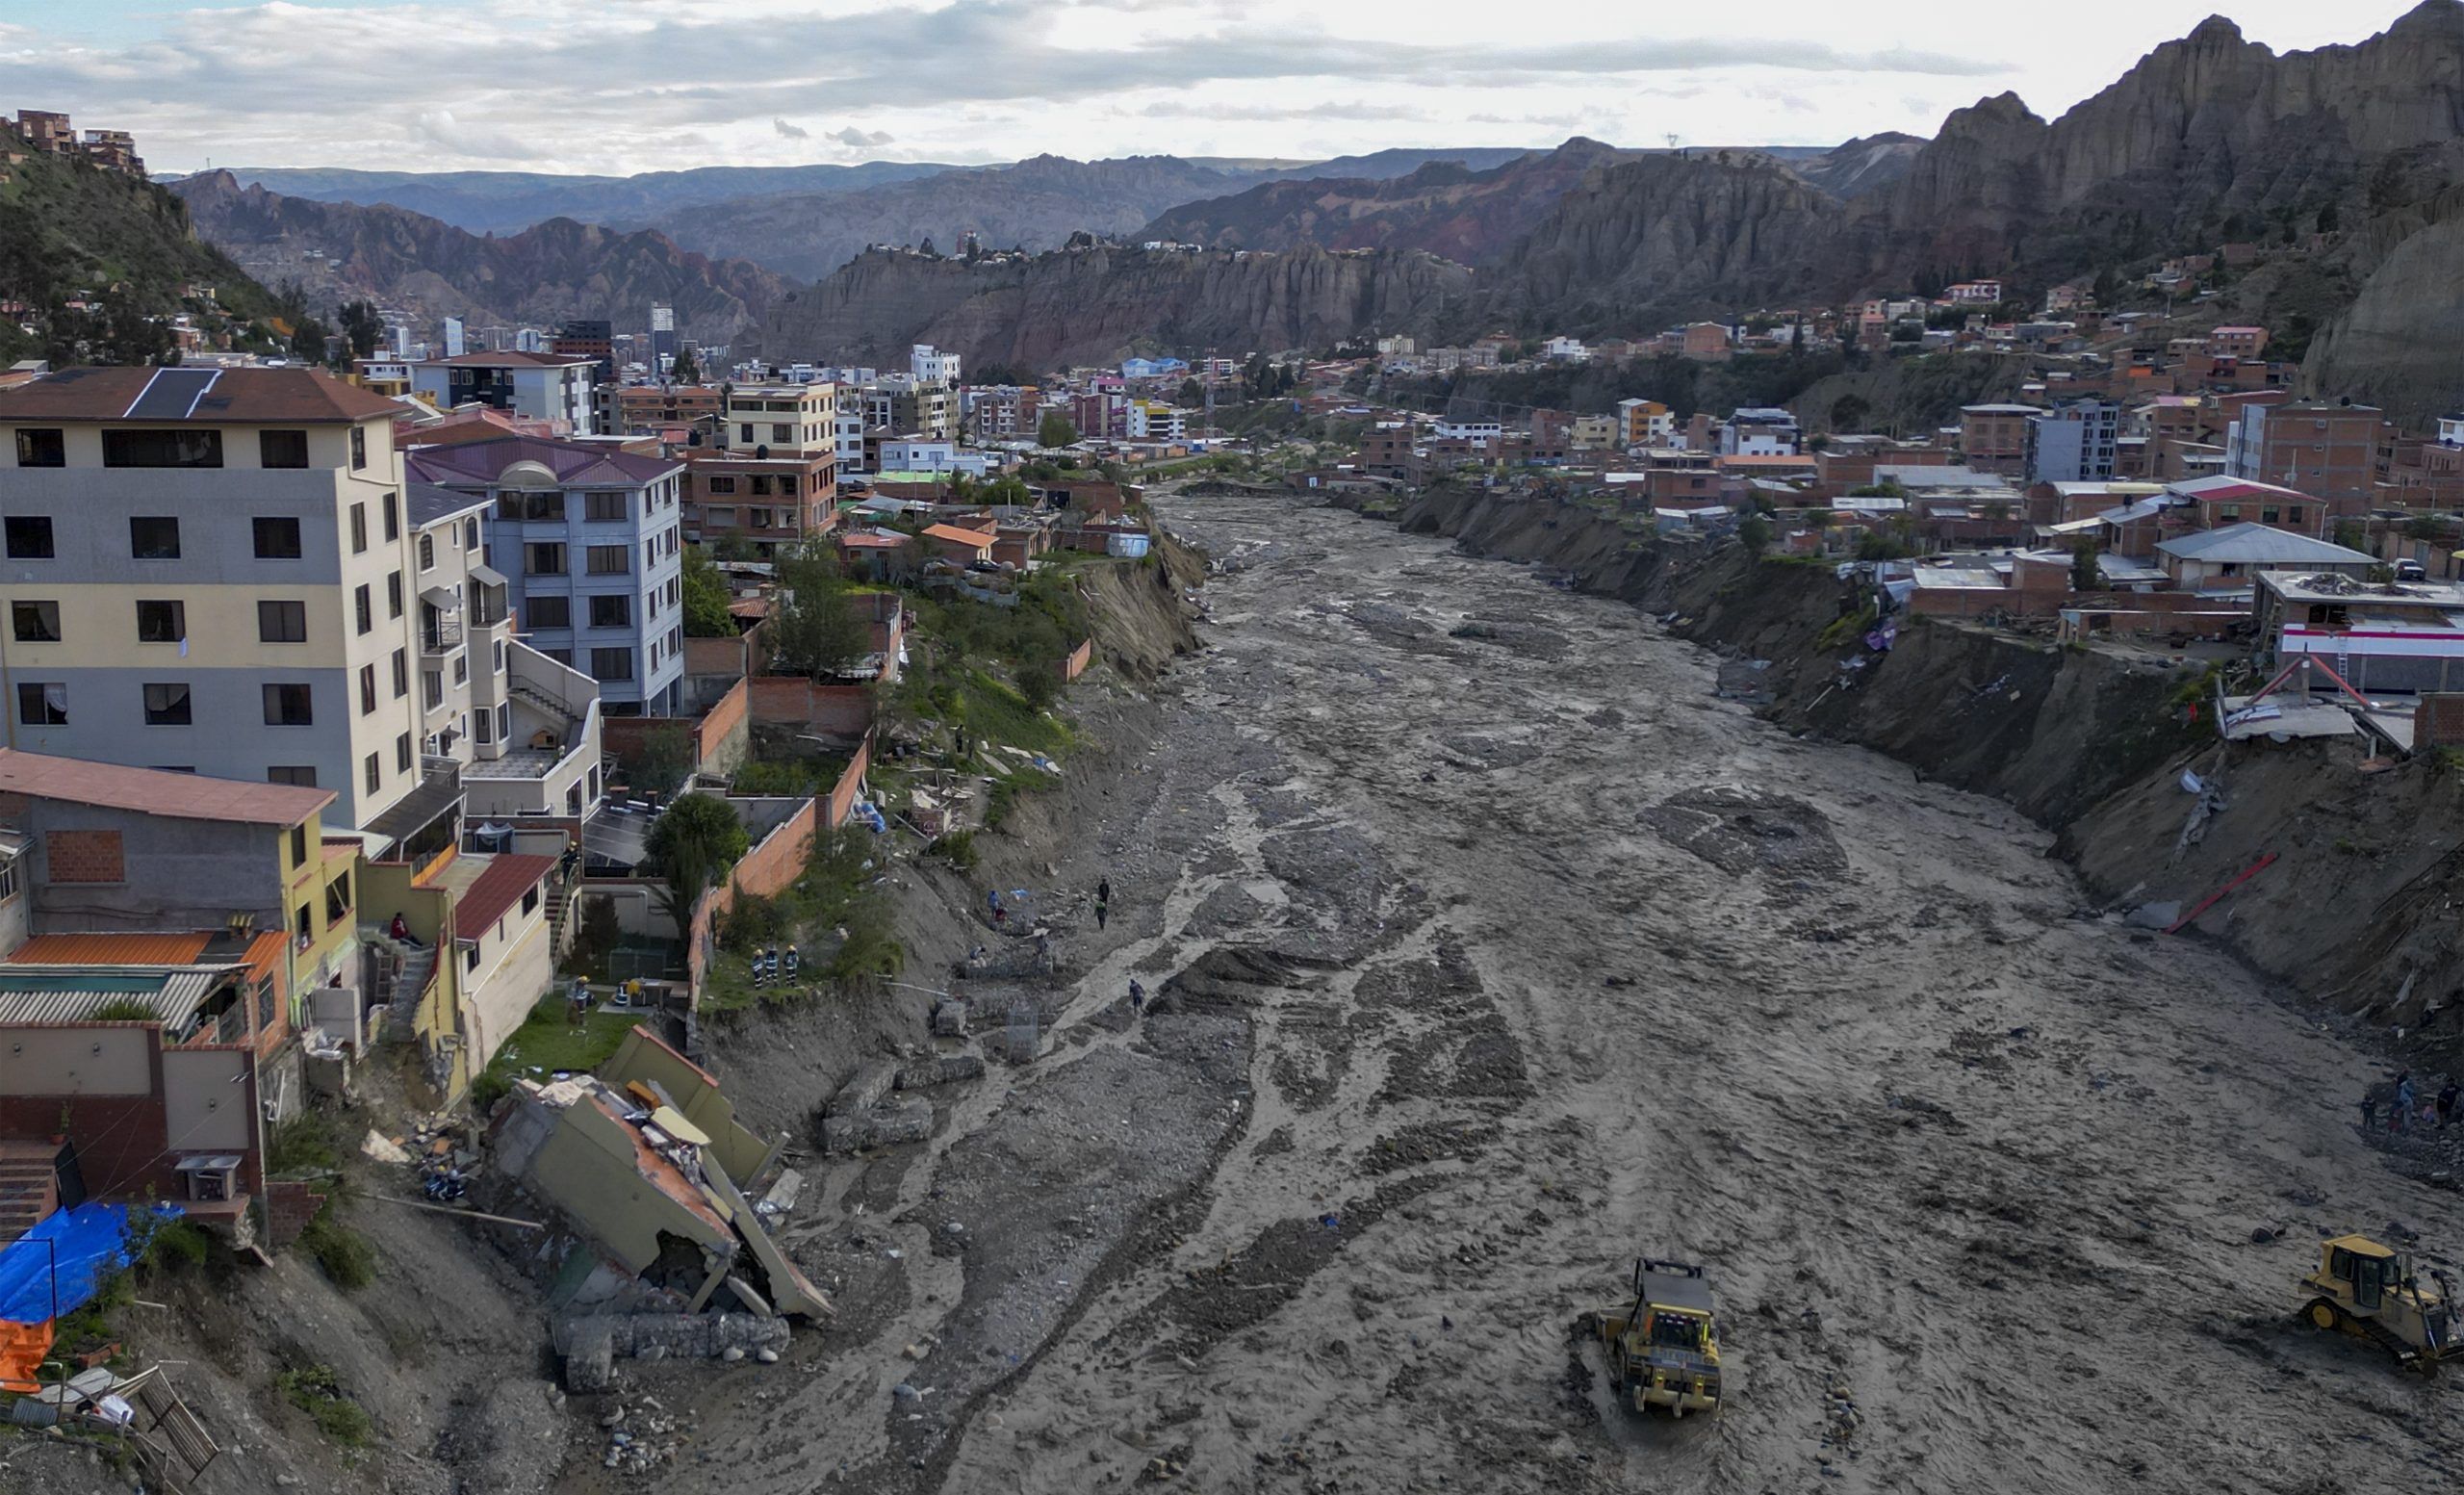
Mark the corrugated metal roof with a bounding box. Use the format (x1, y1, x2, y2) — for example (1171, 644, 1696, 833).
(0, 968, 224, 1026)
(7, 933, 211, 966)
(454, 853, 556, 938)
(2156, 523, 2374, 564)
(0, 750, 332, 824)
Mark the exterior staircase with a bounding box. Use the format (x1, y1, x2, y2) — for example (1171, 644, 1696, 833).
(363, 932, 438, 1044)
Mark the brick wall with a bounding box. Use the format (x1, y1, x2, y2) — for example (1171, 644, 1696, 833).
(825, 734, 871, 831)
(2421, 694, 2464, 750)
(697, 680, 750, 778)
(45, 829, 124, 884)
(262, 1177, 327, 1251)
(1059, 639, 1094, 683)
(747, 677, 876, 737)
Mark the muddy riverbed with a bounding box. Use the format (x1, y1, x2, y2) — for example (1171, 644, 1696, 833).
(642, 491, 2464, 1494)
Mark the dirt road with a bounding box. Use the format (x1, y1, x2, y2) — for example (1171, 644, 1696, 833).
(673, 491, 2464, 1494)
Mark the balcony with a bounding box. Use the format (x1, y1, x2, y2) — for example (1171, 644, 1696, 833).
(422, 614, 464, 656)
(462, 642, 603, 820)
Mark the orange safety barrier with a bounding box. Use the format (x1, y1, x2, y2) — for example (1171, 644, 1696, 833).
(0, 1316, 54, 1393)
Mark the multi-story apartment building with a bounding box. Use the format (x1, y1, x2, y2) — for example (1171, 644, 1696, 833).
(2025, 400, 2120, 484)
(407, 351, 596, 436)
(965, 384, 1040, 441)
(1126, 400, 1185, 441)
(407, 436, 686, 715)
(911, 344, 962, 385)
(1616, 398, 1675, 448)
(0, 367, 603, 859)
(2224, 400, 2386, 506)
(614, 383, 722, 434)
(860, 378, 957, 444)
(685, 382, 840, 554)
(1960, 403, 2039, 477)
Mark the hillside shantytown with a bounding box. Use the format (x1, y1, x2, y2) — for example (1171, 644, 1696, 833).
(13, 3, 2464, 1491)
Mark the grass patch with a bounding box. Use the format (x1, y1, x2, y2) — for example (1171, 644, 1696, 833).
(299, 1211, 376, 1291)
(482, 999, 645, 1083)
(267, 1110, 349, 1175)
(1815, 604, 1880, 652)
(277, 1364, 372, 1447)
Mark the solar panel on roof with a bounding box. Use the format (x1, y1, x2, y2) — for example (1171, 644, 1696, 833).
(123, 367, 219, 421)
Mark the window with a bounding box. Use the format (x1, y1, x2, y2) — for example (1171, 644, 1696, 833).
(359, 664, 376, 715)
(11, 601, 58, 643)
(492, 640, 506, 673)
(522, 883, 541, 916)
(142, 683, 192, 725)
(706, 476, 736, 495)
(738, 423, 754, 444)
(590, 647, 634, 682)
(103, 429, 220, 468)
(392, 647, 408, 698)
(387, 571, 403, 619)
(354, 583, 372, 635)
(259, 429, 309, 469)
(258, 600, 306, 643)
(14, 428, 63, 467)
(585, 491, 629, 522)
(526, 542, 567, 575)
(771, 423, 793, 443)
(527, 595, 571, 630)
(2289, 505, 2305, 527)
(497, 702, 510, 740)
(382, 491, 399, 542)
(464, 942, 480, 973)
(262, 683, 313, 726)
(419, 533, 435, 571)
(0, 855, 17, 902)
(364, 753, 381, 796)
(464, 517, 479, 551)
(588, 593, 630, 628)
(296, 903, 311, 944)
(16, 683, 64, 725)
(349, 425, 367, 470)
(475, 707, 493, 745)
(396, 732, 412, 772)
(129, 516, 181, 559)
(349, 503, 367, 554)
(137, 599, 185, 643)
(2261, 507, 2280, 525)
(586, 545, 629, 575)
(253, 516, 302, 558)
(5, 516, 53, 558)
(452, 654, 468, 685)
(270, 766, 318, 788)
(423, 671, 442, 709)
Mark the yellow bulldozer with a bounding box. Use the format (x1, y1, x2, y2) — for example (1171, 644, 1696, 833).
(1592, 1258, 1724, 1416)
(2298, 1233, 2457, 1370)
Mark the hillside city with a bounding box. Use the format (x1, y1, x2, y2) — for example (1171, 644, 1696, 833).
(13, 5, 2464, 1491)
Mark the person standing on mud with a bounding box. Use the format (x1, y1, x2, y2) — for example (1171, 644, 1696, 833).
(2396, 1072, 2417, 1134)
(1095, 876, 1112, 931)
(1129, 979, 1145, 1018)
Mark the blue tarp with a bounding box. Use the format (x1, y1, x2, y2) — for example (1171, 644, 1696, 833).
(0, 1201, 181, 1325)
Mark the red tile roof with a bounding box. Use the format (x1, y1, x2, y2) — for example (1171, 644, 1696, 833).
(0, 751, 334, 825)
(0, 365, 400, 424)
(453, 854, 556, 939)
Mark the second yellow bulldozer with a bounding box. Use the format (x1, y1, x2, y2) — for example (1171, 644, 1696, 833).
(2298, 1233, 2456, 1370)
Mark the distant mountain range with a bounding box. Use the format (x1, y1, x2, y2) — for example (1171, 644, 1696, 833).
(171, 171, 792, 345)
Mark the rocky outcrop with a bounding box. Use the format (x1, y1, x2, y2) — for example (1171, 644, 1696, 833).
(762, 243, 1474, 368)
(1786, 133, 1927, 199)
(171, 171, 791, 344)
(1489, 3, 2464, 326)
(2304, 189, 2464, 423)
(1488, 152, 1843, 324)
(648, 155, 1255, 281)
(1136, 139, 1633, 265)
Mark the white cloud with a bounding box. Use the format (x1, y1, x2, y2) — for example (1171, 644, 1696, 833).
(0, 0, 2431, 173)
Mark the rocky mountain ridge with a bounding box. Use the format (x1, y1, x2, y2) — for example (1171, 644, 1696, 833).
(762, 243, 1473, 369)
(171, 170, 792, 345)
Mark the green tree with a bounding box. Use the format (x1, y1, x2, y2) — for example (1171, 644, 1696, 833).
(2070, 538, 2101, 592)
(336, 300, 383, 360)
(1738, 514, 1772, 556)
(983, 474, 1032, 506)
(670, 346, 700, 383)
(770, 543, 871, 678)
(645, 793, 751, 945)
(680, 545, 735, 638)
(1037, 411, 1079, 448)
(2334, 519, 2368, 554)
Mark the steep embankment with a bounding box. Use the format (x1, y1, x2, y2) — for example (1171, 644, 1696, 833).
(764, 243, 1473, 367)
(1383, 483, 2464, 1027)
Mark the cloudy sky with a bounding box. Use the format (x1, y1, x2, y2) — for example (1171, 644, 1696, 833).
(6, 0, 2426, 176)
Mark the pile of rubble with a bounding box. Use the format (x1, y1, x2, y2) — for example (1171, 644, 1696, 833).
(819, 1040, 987, 1154)
(598, 1395, 691, 1475)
